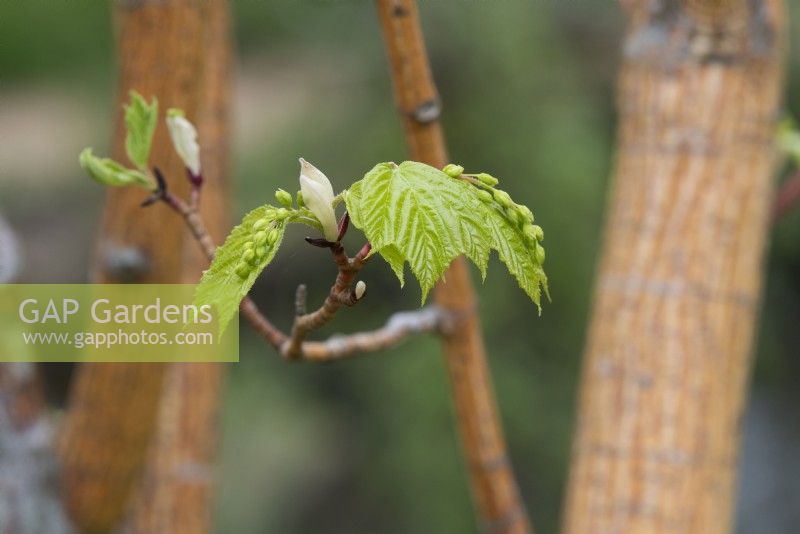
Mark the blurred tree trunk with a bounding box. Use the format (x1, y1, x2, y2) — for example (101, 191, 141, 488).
(376, 1, 532, 533)
(57, 1, 231, 532)
(564, 1, 785, 532)
(128, 0, 232, 531)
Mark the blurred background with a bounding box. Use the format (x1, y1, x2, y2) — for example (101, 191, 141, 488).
(1, 1, 798, 532)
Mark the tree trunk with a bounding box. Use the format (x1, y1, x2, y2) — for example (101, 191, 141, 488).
(563, 1, 786, 532)
(128, 1, 232, 531)
(57, 1, 231, 532)
(376, 1, 532, 532)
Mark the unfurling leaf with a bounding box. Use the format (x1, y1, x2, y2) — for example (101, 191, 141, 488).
(345, 161, 491, 302)
(124, 91, 158, 170)
(195, 205, 287, 335)
(79, 148, 154, 190)
(345, 161, 548, 309)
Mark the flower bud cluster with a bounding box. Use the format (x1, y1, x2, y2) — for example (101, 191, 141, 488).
(234, 208, 288, 279)
(451, 166, 546, 266)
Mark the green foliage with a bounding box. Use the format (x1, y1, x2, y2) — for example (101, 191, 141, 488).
(345, 162, 490, 302)
(482, 195, 549, 308)
(195, 205, 288, 336)
(79, 148, 154, 190)
(345, 161, 548, 308)
(124, 91, 158, 170)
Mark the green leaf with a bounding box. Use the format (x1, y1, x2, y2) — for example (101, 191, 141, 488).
(345, 161, 493, 302)
(345, 161, 548, 309)
(195, 205, 287, 336)
(124, 91, 158, 170)
(483, 200, 549, 311)
(79, 148, 154, 189)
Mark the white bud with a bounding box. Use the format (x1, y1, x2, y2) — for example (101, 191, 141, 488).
(166, 109, 201, 177)
(299, 158, 338, 241)
(354, 280, 366, 300)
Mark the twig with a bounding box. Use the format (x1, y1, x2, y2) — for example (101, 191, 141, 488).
(148, 174, 448, 361)
(772, 170, 800, 224)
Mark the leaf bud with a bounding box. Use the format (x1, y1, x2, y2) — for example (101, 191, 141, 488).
(493, 189, 512, 208)
(476, 173, 499, 187)
(275, 189, 293, 208)
(442, 164, 464, 178)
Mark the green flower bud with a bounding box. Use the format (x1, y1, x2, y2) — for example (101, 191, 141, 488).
(522, 223, 538, 244)
(477, 189, 494, 203)
(530, 224, 544, 241)
(493, 189, 512, 208)
(275, 208, 290, 220)
(254, 231, 268, 246)
(516, 204, 534, 224)
(534, 243, 546, 265)
(275, 189, 293, 208)
(442, 164, 464, 178)
(242, 248, 256, 265)
(296, 190, 305, 208)
(243, 240, 254, 251)
(506, 207, 522, 226)
(267, 229, 279, 245)
(235, 263, 251, 279)
(252, 218, 269, 231)
(476, 173, 499, 187)
(255, 246, 268, 259)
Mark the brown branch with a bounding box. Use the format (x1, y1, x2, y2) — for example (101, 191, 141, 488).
(375, 1, 533, 532)
(772, 170, 800, 224)
(156, 184, 447, 361)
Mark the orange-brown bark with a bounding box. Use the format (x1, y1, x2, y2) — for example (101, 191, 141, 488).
(376, 1, 531, 532)
(563, 1, 785, 532)
(57, 1, 231, 532)
(128, 0, 232, 532)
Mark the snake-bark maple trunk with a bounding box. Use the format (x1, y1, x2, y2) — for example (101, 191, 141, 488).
(127, 1, 232, 532)
(58, 1, 230, 531)
(563, 1, 785, 532)
(376, 1, 532, 532)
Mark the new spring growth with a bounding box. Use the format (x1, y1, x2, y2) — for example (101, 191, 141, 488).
(476, 173, 499, 187)
(299, 158, 339, 242)
(275, 189, 294, 208)
(354, 280, 366, 300)
(166, 109, 201, 180)
(235, 215, 282, 279)
(442, 163, 464, 178)
(457, 166, 545, 265)
(79, 148, 154, 190)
